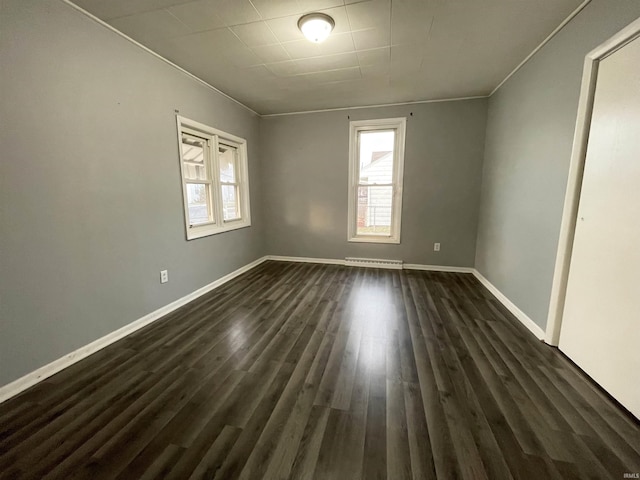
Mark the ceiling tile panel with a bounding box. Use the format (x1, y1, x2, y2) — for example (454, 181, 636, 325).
(265, 15, 304, 43)
(301, 0, 344, 11)
(171, 27, 246, 58)
(108, 9, 192, 43)
(282, 32, 356, 59)
(298, 66, 362, 83)
(251, 44, 292, 63)
(357, 47, 390, 66)
(167, 0, 226, 32)
(238, 64, 275, 81)
(390, 0, 434, 45)
(295, 52, 359, 73)
(250, 0, 304, 19)
(231, 22, 280, 47)
(265, 60, 301, 77)
(214, 0, 262, 26)
(352, 28, 390, 50)
(222, 47, 263, 68)
(346, 0, 390, 30)
(282, 40, 323, 60)
(360, 63, 390, 78)
(389, 44, 424, 76)
(319, 33, 357, 55)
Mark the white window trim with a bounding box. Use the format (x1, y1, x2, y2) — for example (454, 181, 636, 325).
(348, 117, 406, 244)
(176, 115, 251, 240)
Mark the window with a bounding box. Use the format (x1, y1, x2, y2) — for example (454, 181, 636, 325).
(348, 117, 406, 243)
(177, 116, 251, 240)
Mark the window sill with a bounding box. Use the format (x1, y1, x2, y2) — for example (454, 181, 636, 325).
(348, 235, 400, 244)
(186, 220, 251, 240)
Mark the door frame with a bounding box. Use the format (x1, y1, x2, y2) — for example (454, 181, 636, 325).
(545, 17, 640, 346)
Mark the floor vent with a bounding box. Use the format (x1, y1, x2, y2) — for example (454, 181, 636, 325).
(345, 257, 404, 269)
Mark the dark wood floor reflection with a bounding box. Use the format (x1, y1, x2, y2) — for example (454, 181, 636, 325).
(1, 261, 639, 479)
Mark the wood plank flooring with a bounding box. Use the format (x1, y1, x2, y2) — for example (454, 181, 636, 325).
(1, 260, 639, 479)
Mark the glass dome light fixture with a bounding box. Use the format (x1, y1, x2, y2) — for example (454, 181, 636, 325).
(298, 13, 335, 43)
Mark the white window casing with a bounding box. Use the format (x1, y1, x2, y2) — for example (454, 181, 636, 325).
(348, 117, 406, 244)
(176, 115, 251, 240)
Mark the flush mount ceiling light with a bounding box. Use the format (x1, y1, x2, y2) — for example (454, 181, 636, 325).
(298, 13, 335, 43)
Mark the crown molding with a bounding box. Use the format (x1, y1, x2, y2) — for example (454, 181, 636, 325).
(490, 0, 592, 96)
(260, 96, 489, 117)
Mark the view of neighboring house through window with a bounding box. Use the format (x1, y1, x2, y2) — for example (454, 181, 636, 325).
(181, 134, 213, 226)
(177, 116, 251, 240)
(348, 118, 406, 243)
(358, 131, 395, 235)
(218, 142, 241, 221)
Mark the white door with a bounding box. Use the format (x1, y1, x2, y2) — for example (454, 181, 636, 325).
(559, 35, 640, 419)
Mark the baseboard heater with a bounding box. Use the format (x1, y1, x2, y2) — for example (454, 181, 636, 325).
(344, 257, 404, 269)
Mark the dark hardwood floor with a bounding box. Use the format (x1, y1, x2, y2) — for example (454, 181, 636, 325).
(1, 260, 639, 479)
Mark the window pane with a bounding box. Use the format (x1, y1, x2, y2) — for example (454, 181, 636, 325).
(222, 184, 240, 221)
(186, 183, 211, 225)
(356, 185, 392, 236)
(182, 135, 207, 181)
(219, 144, 237, 183)
(358, 130, 395, 185)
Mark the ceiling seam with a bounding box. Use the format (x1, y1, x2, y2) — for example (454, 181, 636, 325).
(258, 3, 293, 63)
(342, 0, 361, 78)
(164, 8, 192, 32)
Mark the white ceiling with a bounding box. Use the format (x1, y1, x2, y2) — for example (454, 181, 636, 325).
(70, 0, 585, 114)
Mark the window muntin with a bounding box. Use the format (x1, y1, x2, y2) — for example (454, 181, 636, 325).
(177, 116, 251, 240)
(348, 118, 406, 244)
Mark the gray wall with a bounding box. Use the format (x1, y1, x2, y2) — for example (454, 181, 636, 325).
(0, 0, 265, 385)
(261, 100, 488, 265)
(475, 0, 640, 330)
(6, 0, 635, 388)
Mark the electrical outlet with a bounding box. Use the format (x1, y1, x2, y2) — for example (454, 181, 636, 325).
(434, 243, 441, 252)
(160, 270, 168, 284)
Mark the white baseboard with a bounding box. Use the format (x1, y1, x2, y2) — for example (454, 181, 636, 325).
(266, 255, 345, 265)
(471, 269, 545, 340)
(0, 256, 269, 404)
(267, 255, 474, 273)
(404, 263, 474, 273)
